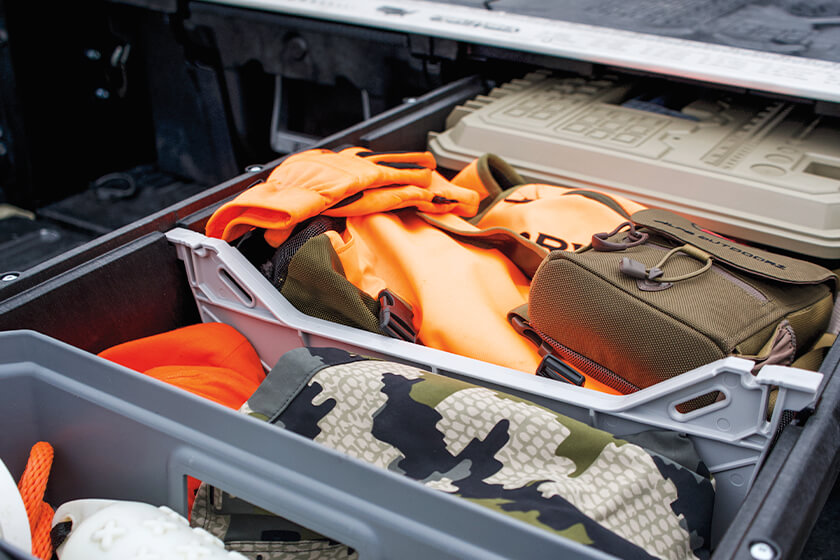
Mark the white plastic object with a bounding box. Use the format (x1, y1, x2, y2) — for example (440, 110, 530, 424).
(52, 500, 247, 560)
(167, 226, 824, 543)
(0, 457, 31, 554)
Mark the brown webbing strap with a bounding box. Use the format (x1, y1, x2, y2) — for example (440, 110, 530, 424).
(792, 333, 837, 371)
(417, 213, 548, 278)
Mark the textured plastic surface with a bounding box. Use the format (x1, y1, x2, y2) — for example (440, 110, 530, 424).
(199, 0, 840, 103)
(429, 71, 840, 258)
(0, 217, 93, 277)
(167, 226, 823, 542)
(0, 329, 624, 560)
(451, 0, 840, 61)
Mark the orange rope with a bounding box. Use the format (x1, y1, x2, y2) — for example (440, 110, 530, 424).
(17, 442, 54, 560)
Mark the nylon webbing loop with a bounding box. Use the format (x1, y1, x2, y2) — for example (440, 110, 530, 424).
(621, 244, 713, 284)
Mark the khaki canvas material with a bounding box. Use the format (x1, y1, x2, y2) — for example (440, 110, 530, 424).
(527, 210, 837, 392)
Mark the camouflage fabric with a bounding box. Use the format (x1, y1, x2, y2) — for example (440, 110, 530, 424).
(240, 347, 715, 560)
(190, 483, 357, 560)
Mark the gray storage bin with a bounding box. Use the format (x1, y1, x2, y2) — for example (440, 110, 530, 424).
(0, 541, 29, 560)
(0, 329, 625, 560)
(0, 69, 838, 559)
(165, 226, 823, 545)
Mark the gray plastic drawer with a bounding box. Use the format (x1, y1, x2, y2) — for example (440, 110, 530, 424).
(0, 330, 615, 560)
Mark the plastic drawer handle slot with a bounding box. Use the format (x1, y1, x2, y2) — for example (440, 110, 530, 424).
(669, 387, 731, 422)
(218, 268, 254, 307)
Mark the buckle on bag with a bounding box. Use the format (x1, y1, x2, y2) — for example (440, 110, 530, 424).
(509, 314, 543, 347)
(509, 313, 585, 386)
(378, 289, 418, 343)
(536, 350, 585, 386)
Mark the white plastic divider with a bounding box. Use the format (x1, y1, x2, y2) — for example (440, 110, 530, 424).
(166, 227, 823, 543)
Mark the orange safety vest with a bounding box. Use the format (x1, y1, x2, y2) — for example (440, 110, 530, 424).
(98, 322, 265, 410)
(206, 150, 646, 393)
(324, 155, 645, 394)
(98, 322, 266, 512)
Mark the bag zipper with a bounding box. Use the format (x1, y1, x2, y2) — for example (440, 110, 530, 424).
(534, 326, 641, 394)
(710, 264, 767, 302)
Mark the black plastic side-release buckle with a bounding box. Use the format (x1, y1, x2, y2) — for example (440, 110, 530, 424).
(536, 349, 585, 386)
(378, 289, 418, 343)
(509, 313, 585, 386)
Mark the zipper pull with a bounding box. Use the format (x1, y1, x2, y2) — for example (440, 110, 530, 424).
(619, 257, 649, 279)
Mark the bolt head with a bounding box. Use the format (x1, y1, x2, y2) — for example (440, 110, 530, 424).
(95, 88, 111, 99)
(286, 37, 308, 61)
(750, 542, 776, 560)
(245, 165, 264, 172)
(1, 272, 20, 282)
(85, 48, 102, 60)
